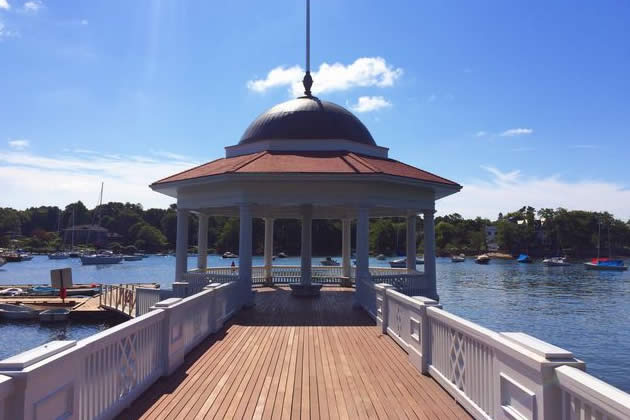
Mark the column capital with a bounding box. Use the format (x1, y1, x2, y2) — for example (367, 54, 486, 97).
(197, 213, 209, 220)
(422, 209, 436, 216)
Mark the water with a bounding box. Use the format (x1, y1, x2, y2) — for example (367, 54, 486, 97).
(1, 255, 629, 392)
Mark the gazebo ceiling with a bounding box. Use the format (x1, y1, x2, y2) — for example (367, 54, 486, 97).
(239, 97, 376, 146)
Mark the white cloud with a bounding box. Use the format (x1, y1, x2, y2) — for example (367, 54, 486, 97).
(8, 139, 29, 150)
(0, 0, 10, 10)
(350, 96, 392, 113)
(475, 131, 487, 137)
(437, 166, 630, 220)
(0, 149, 201, 209)
(0, 21, 19, 39)
(22, 0, 42, 13)
(247, 57, 403, 97)
(80, 19, 88, 25)
(500, 128, 533, 137)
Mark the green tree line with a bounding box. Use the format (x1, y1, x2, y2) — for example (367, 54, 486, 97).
(1, 202, 629, 257)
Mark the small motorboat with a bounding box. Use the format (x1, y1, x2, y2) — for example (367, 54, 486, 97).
(68, 251, 82, 258)
(0, 287, 25, 296)
(277, 252, 289, 258)
(389, 257, 424, 268)
(80, 254, 123, 265)
(1, 253, 23, 262)
(48, 252, 69, 260)
(30, 286, 57, 296)
(222, 251, 238, 259)
(0, 303, 39, 320)
(39, 308, 71, 322)
(123, 255, 143, 261)
(19, 253, 33, 261)
(584, 258, 628, 271)
(475, 255, 490, 264)
(320, 257, 340, 266)
(376, 254, 386, 261)
(517, 254, 532, 263)
(451, 254, 465, 263)
(543, 257, 570, 267)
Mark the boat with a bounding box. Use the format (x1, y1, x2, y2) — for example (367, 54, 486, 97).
(543, 257, 570, 266)
(583, 221, 628, 271)
(475, 255, 490, 264)
(123, 255, 143, 261)
(222, 251, 238, 259)
(48, 252, 69, 260)
(277, 252, 289, 258)
(18, 252, 33, 261)
(39, 308, 70, 322)
(0, 287, 25, 296)
(584, 258, 628, 271)
(320, 257, 340, 266)
(30, 286, 57, 296)
(376, 254, 386, 260)
(80, 254, 123, 265)
(517, 254, 532, 263)
(1, 252, 23, 262)
(451, 254, 465, 263)
(0, 303, 39, 320)
(68, 251, 82, 258)
(0, 257, 5, 267)
(389, 257, 424, 268)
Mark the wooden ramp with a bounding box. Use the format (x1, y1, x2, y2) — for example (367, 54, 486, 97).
(119, 286, 471, 420)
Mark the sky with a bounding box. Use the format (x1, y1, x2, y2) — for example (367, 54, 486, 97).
(1, 0, 629, 220)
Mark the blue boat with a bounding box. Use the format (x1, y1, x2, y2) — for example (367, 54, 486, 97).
(517, 254, 532, 263)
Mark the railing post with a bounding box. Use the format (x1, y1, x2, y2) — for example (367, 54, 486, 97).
(152, 298, 185, 376)
(374, 283, 393, 334)
(412, 296, 441, 374)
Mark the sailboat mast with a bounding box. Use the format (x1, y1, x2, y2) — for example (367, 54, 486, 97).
(596, 220, 601, 260)
(71, 207, 75, 249)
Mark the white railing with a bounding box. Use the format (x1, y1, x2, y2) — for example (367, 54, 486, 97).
(0, 281, 241, 420)
(100, 284, 137, 317)
(368, 283, 630, 420)
(371, 271, 426, 295)
(556, 365, 630, 420)
(135, 288, 164, 317)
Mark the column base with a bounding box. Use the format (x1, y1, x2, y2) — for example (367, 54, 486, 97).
(289, 283, 322, 297)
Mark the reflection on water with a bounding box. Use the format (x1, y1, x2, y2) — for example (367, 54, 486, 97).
(0, 255, 628, 392)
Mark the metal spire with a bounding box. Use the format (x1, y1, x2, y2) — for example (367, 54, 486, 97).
(302, 0, 313, 97)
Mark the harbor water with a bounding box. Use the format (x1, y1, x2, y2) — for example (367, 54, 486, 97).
(1, 255, 629, 392)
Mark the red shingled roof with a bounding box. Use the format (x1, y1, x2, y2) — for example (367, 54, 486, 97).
(152, 151, 460, 187)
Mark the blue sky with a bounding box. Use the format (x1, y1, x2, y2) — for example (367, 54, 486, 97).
(1, 1, 629, 219)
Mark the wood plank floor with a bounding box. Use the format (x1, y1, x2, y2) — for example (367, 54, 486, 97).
(119, 286, 471, 420)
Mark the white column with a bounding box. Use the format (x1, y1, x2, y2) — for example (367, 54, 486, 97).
(423, 210, 438, 300)
(300, 205, 313, 286)
(406, 214, 417, 271)
(355, 208, 369, 305)
(197, 214, 208, 270)
(175, 209, 189, 282)
(342, 219, 352, 279)
(263, 217, 274, 284)
(239, 204, 253, 306)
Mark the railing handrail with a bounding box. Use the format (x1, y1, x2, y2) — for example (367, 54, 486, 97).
(556, 365, 630, 418)
(78, 309, 165, 348)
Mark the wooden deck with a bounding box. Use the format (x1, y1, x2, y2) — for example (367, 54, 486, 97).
(119, 286, 471, 420)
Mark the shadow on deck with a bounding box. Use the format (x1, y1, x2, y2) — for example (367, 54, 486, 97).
(118, 286, 471, 420)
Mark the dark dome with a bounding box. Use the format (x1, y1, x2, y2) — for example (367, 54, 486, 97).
(239, 97, 376, 146)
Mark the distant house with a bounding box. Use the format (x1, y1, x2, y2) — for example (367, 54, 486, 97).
(63, 224, 109, 246)
(485, 225, 499, 251)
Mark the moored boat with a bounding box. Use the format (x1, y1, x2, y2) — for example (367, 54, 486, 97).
(19, 253, 33, 261)
(320, 257, 340, 266)
(39, 308, 71, 322)
(1, 253, 23, 263)
(389, 257, 424, 268)
(48, 252, 69, 260)
(451, 254, 465, 263)
(376, 254, 386, 260)
(584, 258, 628, 271)
(475, 254, 490, 264)
(222, 251, 238, 259)
(123, 255, 143, 261)
(0, 257, 5, 267)
(277, 252, 289, 258)
(543, 257, 570, 266)
(0, 303, 39, 320)
(517, 254, 532, 263)
(80, 254, 123, 265)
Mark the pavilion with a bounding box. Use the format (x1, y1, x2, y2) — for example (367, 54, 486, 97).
(150, 84, 461, 302)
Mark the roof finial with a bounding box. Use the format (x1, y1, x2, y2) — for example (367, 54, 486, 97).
(302, 0, 313, 97)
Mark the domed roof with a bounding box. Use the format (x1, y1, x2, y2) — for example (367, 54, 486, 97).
(239, 96, 376, 146)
